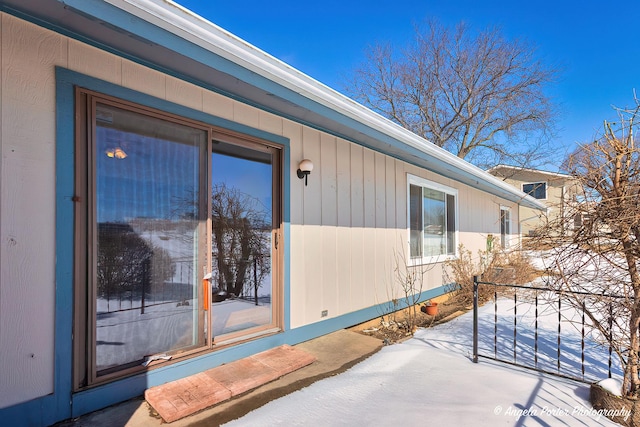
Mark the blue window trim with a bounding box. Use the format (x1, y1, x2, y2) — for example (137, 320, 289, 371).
(55, 67, 294, 419)
(2, 66, 452, 425)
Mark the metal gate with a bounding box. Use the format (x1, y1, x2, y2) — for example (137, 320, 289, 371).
(472, 276, 621, 383)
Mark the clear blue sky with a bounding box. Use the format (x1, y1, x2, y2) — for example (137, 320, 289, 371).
(177, 0, 639, 169)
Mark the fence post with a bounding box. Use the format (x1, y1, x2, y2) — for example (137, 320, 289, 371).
(473, 275, 479, 363)
(141, 259, 149, 315)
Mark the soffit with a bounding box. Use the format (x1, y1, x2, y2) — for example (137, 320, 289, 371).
(2, 0, 546, 210)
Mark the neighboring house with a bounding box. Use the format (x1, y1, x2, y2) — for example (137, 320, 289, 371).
(0, 1, 545, 425)
(488, 165, 582, 240)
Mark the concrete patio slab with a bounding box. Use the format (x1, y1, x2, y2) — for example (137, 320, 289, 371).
(54, 329, 383, 427)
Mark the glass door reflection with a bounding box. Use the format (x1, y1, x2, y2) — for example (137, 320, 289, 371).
(94, 103, 206, 375)
(210, 140, 273, 338)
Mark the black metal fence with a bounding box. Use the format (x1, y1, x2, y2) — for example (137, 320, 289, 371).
(98, 254, 271, 314)
(98, 259, 195, 314)
(472, 275, 621, 383)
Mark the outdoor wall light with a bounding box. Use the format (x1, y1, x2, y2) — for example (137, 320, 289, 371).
(297, 159, 313, 186)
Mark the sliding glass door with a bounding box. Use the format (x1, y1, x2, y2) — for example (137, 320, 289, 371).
(209, 139, 277, 339)
(75, 90, 282, 387)
(92, 101, 208, 377)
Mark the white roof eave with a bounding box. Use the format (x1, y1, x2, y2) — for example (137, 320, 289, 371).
(98, 0, 545, 211)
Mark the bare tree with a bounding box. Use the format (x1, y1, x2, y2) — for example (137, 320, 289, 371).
(391, 248, 435, 334)
(97, 223, 175, 304)
(211, 183, 271, 298)
(345, 20, 558, 169)
(536, 96, 640, 397)
(172, 184, 271, 300)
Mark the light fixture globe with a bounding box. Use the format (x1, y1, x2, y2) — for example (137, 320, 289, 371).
(297, 159, 313, 186)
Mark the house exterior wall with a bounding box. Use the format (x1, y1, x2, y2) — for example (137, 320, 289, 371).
(1, 12, 60, 409)
(500, 170, 580, 237)
(288, 139, 519, 327)
(0, 12, 519, 424)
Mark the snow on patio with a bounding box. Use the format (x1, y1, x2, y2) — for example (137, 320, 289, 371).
(223, 300, 625, 426)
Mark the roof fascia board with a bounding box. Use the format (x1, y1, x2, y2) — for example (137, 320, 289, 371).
(54, 0, 545, 210)
(488, 164, 573, 179)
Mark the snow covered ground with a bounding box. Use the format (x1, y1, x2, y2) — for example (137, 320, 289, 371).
(96, 296, 271, 370)
(223, 302, 624, 426)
